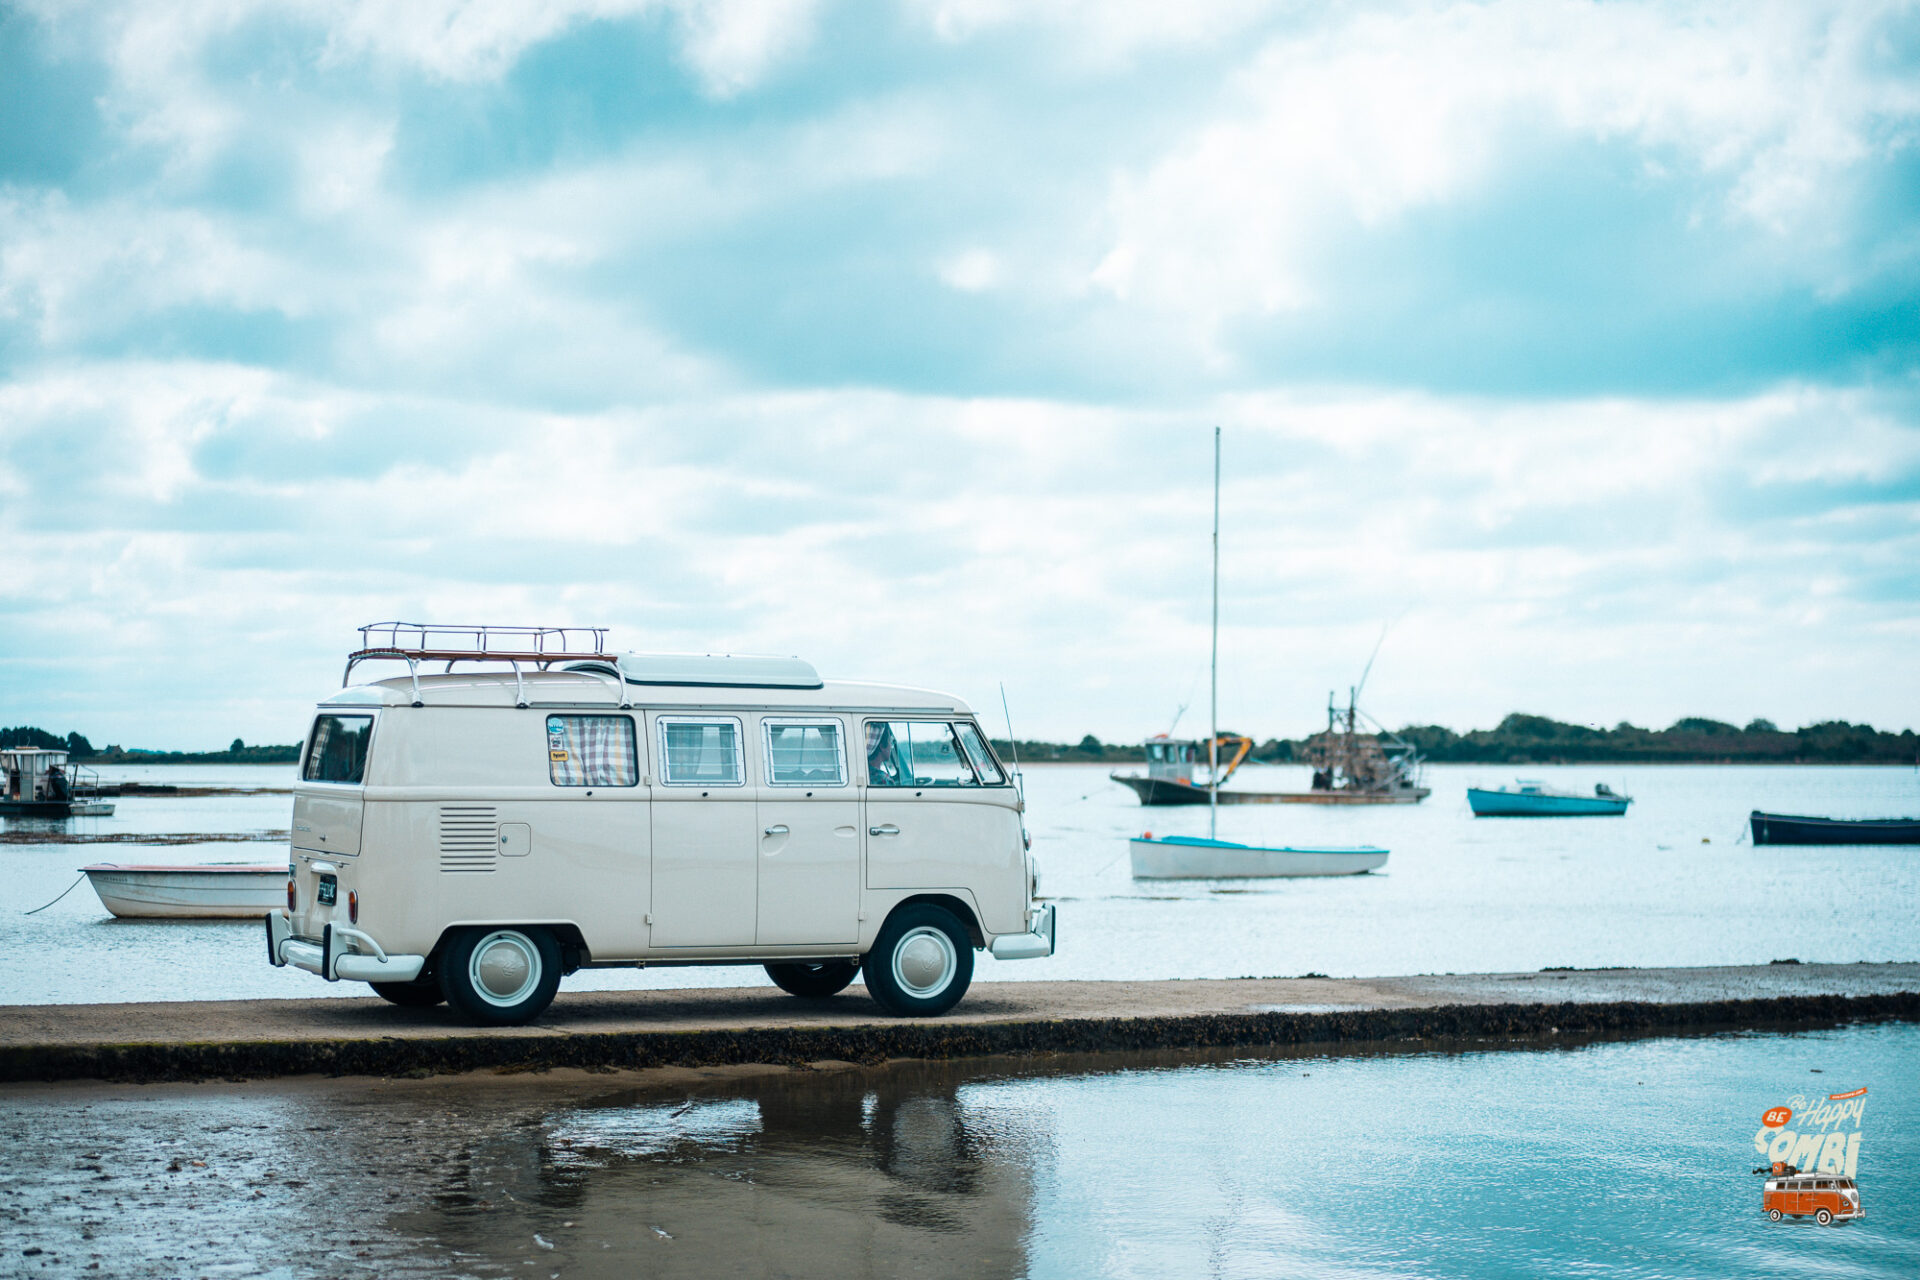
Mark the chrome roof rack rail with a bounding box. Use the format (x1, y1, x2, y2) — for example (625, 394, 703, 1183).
(344, 623, 627, 708)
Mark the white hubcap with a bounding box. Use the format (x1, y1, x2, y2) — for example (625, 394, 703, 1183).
(892, 926, 957, 998)
(469, 931, 539, 1006)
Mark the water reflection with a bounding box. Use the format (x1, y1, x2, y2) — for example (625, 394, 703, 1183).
(384, 1067, 1034, 1279)
(4, 1026, 1916, 1279)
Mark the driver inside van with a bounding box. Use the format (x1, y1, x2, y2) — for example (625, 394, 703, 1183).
(866, 723, 907, 786)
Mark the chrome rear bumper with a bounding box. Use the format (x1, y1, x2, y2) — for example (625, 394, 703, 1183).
(266, 912, 426, 983)
(989, 903, 1056, 960)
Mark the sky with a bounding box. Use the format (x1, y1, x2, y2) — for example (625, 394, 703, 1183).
(2, 0, 1918, 750)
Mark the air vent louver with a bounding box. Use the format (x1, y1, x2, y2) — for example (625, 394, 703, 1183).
(438, 805, 498, 873)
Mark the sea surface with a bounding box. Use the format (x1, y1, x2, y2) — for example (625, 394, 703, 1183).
(3, 762, 1917, 1005)
(4, 1022, 1914, 1278)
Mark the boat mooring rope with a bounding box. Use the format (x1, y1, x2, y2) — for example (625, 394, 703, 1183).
(24, 872, 88, 915)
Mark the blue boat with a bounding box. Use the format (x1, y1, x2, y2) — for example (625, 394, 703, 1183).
(1467, 780, 1631, 817)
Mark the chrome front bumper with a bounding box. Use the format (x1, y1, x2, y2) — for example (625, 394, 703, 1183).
(265, 912, 426, 983)
(989, 903, 1056, 960)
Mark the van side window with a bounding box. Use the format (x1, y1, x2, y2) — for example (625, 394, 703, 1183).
(954, 722, 1007, 784)
(546, 715, 638, 787)
(659, 717, 744, 786)
(304, 715, 373, 784)
(866, 720, 978, 787)
(765, 720, 846, 786)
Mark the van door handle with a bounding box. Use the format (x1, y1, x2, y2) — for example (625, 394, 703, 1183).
(763, 824, 789, 836)
(869, 824, 899, 837)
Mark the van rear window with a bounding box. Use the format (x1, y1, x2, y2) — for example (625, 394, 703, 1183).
(547, 715, 638, 787)
(304, 715, 372, 784)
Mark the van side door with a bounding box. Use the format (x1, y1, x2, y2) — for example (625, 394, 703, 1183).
(648, 713, 757, 947)
(862, 719, 1021, 934)
(754, 717, 860, 945)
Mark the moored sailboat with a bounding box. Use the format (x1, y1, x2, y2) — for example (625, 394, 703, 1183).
(1127, 430, 1392, 878)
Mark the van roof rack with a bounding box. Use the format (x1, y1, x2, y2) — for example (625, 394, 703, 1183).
(346, 622, 624, 708)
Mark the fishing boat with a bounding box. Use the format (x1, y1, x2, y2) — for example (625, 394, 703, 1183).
(1129, 834, 1389, 878)
(1277, 689, 1430, 803)
(1111, 733, 1257, 805)
(1127, 429, 1391, 879)
(1749, 812, 1920, 846)
(1468, 780, 1632, 817)
(80, 862, 285, 919)
(0, 749, 115, 818)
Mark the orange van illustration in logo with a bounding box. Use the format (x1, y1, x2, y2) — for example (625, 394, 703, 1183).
(1751, 1087, 1867, 1225)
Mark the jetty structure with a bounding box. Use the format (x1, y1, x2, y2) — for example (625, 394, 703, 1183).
(0, 748, 113, 817)
(2, 963, 1914, 1085)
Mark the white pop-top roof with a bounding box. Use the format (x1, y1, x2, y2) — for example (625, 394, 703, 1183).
(322, 665, 972, 714)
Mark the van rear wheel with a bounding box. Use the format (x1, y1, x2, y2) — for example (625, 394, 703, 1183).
(440, 926, 561, 1025)
(1768, 1209, 1783, 1222)
(864, 904, 973, 1017)
(371, 979, 445, 1007)
(765, 960, 860, 999)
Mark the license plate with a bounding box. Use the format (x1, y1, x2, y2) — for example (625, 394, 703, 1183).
(317, 875, 337, 906)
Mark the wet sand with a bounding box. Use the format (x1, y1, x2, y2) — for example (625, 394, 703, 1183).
(4, 962, 1916, 1085)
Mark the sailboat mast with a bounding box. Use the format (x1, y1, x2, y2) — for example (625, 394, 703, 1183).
(1209, 426, 1220, 841)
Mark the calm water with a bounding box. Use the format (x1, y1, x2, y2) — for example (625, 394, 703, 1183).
(4, 1023, 1915, 1278)
(3, 762, 1917, 1004)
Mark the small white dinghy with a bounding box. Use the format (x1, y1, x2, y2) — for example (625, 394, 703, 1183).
(81, 862, 285, 919)
(1130, 835, 1389, 879)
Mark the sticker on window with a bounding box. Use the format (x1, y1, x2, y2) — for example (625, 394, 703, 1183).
(546, 715, 637, 787)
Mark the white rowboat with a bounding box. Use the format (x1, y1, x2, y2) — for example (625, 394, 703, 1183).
(1129, 836, 1389, 879)
(81, 863, 284, 919)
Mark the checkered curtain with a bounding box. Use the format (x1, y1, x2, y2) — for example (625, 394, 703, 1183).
(663, 722, 739, 782)
(548, 716, 636, 787)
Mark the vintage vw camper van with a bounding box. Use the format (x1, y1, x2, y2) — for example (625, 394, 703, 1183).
(266, 626, 1054, 1024)
(1763, 1172, 1863, 1224)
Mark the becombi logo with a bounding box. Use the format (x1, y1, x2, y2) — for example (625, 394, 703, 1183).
(1750, 1088, 1868, 1226)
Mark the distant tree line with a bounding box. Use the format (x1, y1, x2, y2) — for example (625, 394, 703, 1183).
(995, 715, 1920, 766)
(1394, 714, 1920, 764)
(10, 715, 1915, 770)
(0, 726, 300, 764)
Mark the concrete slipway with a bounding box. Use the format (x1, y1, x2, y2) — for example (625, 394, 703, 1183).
(2, 963, 1915, 1085)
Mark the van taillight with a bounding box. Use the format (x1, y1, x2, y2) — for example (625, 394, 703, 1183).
(287, 880, 296, 912)
(348, 891, 358, 924)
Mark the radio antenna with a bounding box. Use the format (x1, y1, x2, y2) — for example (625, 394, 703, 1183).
(999, 681, 1025, 802)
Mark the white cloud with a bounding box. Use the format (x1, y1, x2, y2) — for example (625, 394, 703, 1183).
(3, 364, 1916, 746)
(669, 0, 820, 97)
(1093, 0, 1920, 330)
(939, 247, 1002, 291)
(0, 194, 312, 345)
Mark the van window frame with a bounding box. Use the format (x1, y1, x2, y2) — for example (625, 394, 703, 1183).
(545, 713, 641, 788)
(301, 712, 376, 786)
(761, 717, 849, 788)
(656, 714, 748, 788)
(863, 718, 996, 789)
(954, 720, 1009, 786)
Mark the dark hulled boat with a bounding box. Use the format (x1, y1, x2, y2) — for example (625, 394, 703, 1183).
(1750, 811, 1920, 846)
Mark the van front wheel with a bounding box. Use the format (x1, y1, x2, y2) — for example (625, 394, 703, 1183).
(441, 927, 562, 1025)
(865, 904, 973, 1017)
(1816, 1209, 1833, 1226)
(765, 960, 860, 999)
